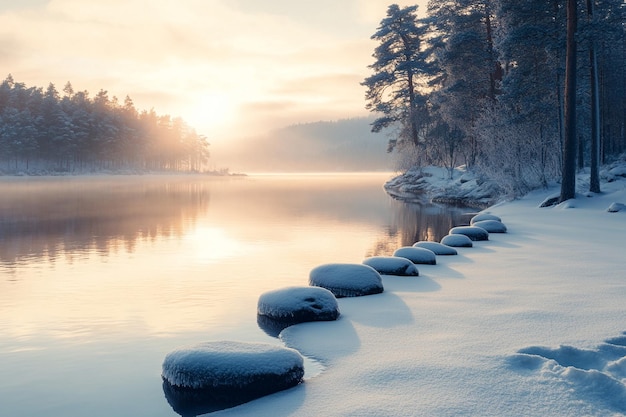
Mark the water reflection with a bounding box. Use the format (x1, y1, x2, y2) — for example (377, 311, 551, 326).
(0, 174, 474, 269)
(0, 176, 210, 267)
(367, 199, 475, 257)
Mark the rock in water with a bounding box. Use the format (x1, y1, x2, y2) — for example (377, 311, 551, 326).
(393, 247, 437, 265)
(162, 341, 304, 414)
(413, 241, 458, 256)
(441, 234, 473, 248)
(449, 226, 489, 241)
(309, 263, 384, 297)
(470, 213, 502, 224)
(472, 219, 507, 233)
(363, 256, 420, 276)
(257, 286, 340, 324)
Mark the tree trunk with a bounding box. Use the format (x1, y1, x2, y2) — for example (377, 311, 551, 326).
(560, 0, 578, 202)
(588, 0, 601, 193)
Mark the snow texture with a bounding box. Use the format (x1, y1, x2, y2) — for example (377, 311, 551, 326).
(510, 332, 626, 414)
(362, 256, 420, 276)
(257, 286, 340, 322)
(309, 263, 384, 297)
(413, 241, 458, 255)
(472, 219, 508, 233)
(161, 341, 304, 390)
(393, 246, 437, 264)
(449, 225, 489, 241)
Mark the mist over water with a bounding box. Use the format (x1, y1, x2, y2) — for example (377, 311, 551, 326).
(0, 173, 473, 416)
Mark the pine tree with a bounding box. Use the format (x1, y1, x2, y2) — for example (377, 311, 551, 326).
(362, 4, 431, 151)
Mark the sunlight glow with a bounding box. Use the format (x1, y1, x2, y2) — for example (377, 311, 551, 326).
(182, 93, 238, 137)
(184, 226, 244, 263)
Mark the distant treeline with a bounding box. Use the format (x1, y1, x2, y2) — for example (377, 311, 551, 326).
(0, 74, 209, 173)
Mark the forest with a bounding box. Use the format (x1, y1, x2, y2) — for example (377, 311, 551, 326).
(0, 75, 210, 174)
(363, 0, 626, 197)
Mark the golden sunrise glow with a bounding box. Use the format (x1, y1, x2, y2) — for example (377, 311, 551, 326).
(0, 0, 424, 142)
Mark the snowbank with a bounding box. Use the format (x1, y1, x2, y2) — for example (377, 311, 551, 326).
(210, 161, 626, 416)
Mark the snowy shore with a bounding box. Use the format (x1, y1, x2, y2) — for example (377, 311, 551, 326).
(383, 157, 626, 210)
(213, 160, 626, 416)
(383, 165, 501, 208)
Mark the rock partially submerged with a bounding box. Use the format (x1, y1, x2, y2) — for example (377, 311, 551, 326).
(162, 341, 304, 414)
(257, 286, 340, 324)
(413, 241, 458, 255)
(393, 247, 437, 265)
(309, 263, 384, 297)
(470, 213, 502, 224)
(449, 226, 489, 241)
(440, 234, 473, 248)
(363, 256, 419, 276)
(472, 219, 507, 233)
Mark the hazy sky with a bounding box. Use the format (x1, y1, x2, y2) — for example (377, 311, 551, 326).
(0, 0, 426, 143)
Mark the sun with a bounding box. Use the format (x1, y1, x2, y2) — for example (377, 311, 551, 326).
(183, 92, 238, 139)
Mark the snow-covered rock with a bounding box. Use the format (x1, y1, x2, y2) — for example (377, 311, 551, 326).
(449, 226, 489, 241)
(257, 286, 339, 324)
(440, 233, 473, 247)
(413, 241, 458, 256)
(384, 166, 499, 208)
(363, 256, 420, 276)
(470, 213, 502, 224)
(472, 219, 507, 233)
(607, 202, 626, 213)
(309, 263, 384, 297)
(162, 341, 304, 414)
(393, 247, 437, 265)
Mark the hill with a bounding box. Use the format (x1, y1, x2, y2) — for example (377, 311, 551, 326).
(213, 117, 393, 172)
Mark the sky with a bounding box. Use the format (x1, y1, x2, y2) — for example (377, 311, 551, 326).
(0, 0, 425, 144)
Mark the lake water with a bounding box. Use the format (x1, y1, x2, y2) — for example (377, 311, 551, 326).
(0, 173, 474, 417)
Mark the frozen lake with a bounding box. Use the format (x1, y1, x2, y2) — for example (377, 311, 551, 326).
(0, 173, 473, 417)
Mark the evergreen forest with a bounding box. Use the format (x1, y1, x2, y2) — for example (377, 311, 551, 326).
(0, 75, 210, 174)
(363, 0, 626, 197)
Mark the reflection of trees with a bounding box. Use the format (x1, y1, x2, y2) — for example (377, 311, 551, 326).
(0, 177, 210, 266)
(367, 199, 474, 257)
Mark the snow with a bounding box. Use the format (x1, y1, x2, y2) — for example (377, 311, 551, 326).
(161, 341, 304, 390)
(309, 263, 384, 297)
(257, 286, 340, 321)
(362, 256, 420, 276)
(392, 246, 437, 264)
(470, 213, 502, 224)
(209, 164, 626, 417)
